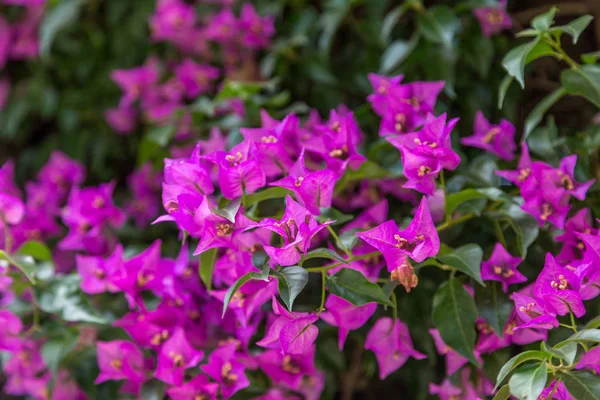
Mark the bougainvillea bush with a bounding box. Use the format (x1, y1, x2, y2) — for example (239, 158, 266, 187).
(3, 0, 600, 399)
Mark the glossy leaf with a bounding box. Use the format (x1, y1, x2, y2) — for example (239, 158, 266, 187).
(437, 244, 484, 286)
(523, 87, 566, 141)
(498, 75, 514, 109)
(475, 282, 512, 338)
(272, 266, 309, 311)
(326, 268, 393, 307)
(432, 280, 479, 365)
(198, 248, 218, 291)
(244, 187, 292, 207)
(0, 250, 37, 284)
(40, 0, 88, 59)
(554, 15, 594, 44)
(495, 350, 546, 390)
(222, 265, 270, 317)
(531, 7, 556, 31)
(561, 65, 600, 108)
(380, 5, 406, 43)
(508, 362, 547, 400)
(492, 385, 511, 400)
(380, 35, 420, 74)
(557, 370, 600, 400)
(303, 248, 348, 264)
(214, 197, 242, 223)
(502, 38, 540, 88)
(17, 241, 53, 262)
(555, 329, 600, 348)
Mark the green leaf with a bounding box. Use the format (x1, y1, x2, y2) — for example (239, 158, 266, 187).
(417, 6, 460, 48)
(380, 34, 420, 74)
(541, 341, 577, 365)
(303, 248, 347, 264)
(553, 15, 594, 44)
(582, 50, 600, 65)
(446, 189, 501, 215)
(216, 80, 264, 102)
(146, 124, 176, 147)
(508, 362, 547, 400)
(489, 204, 539, 257)
(495, 350, 546, 390)
(561, 65, 600, 108)
(17, 241, 53, 262)
(318, 207, 354, 226)
(272, 266, 309, 311)
(432, 280, 479, 365)
(198, 248, 217, 291)
(244, 187, 292, 207)
(222, 265, 270, 317)
(523, 87, 566, 141)
(326, 268, 393, 307)
(0, 250, 37, 284)
(464, 35, 493, 78)
(380, 5, 406, 43)
(531, 7, 556, 31)
(525, 42, 555, 64)
(252, 249, 268, 269)
(437, 244, 484, 286)
(502, 38, 540, 88)
(498, 75, 514, 109)
(475, 282, 513, 338)
(39, 0, 88, 59)
(140, 380, 166, 400)
(492, 385, 511, 400)
(214, 197, 241, 223)
(41, 332, 79, 372)
(37, 275, 106, 324)
(557, 370, 600, 400)
(555, 329, 600, 348)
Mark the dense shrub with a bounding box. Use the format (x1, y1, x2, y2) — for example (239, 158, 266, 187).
(1, 0, 600, 399)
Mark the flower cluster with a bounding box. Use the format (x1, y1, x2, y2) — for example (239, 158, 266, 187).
(106, 1, 274, 135)
(0, 0, 44, 111)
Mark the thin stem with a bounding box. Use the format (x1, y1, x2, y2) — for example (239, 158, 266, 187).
(318, 270, 326, 315)
(569, 310, 578, 333)
(546, 34, 579, 69)
(493, 219, 507, 248)
(306, 251, 380, 273)
(328, 225, 352, 258)
(436, 212, 476, 232)
(438, 170, 450, 223)
(391, 291, 397, 321)
(559, 323, 577, 333)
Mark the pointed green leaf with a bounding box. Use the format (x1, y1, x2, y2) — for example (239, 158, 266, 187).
(495, 350, 546, 390)
(327, 268, 392, 307)
(222, 265, 270, 317)
(553, 15, 594, 44)
(304, 248, 348, 264)
(498, 75, 514, 109)
(475, 282, 513, 338)
(523, 87, 566, 141)
(502, 38, 540, 88)
(541, 341, 577, 365)
(17, 241, 53, 262)
(272, 266, 309, 311)
(531, 7, 556, 31)
(380, 5, 406, 43)
(508, 362, 547, 400)
(39, 0, 88, 59)
(432, 280, 479, 365)
(0, 250, 36, 284)
(198, 248, 217, 291)
(555, 329, 600, 348)
(244, 187, 292, 207)
(437, 244, 484, 286)
(380, 34, 420, 74)
(214, 197, 241, 223)
(492, 385, 511, 400)
(561, 65, 600, 108)
(557, 370, 600, 400)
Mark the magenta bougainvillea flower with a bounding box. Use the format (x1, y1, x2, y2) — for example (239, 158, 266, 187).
(166, 374, 219, 400)
(556, 208, 595, 262)
(201, 343, 250, 399)
(269, 149, 337, 214)
(480, 242, 526, 292)
(251, 195, 333, 266)
(365, 317, 425, 379)
(257, 347, 316, 390)
(320, 294, 377, 350)
(461, 111, 516, 161)
(239, 3, 275, 49)
(95, 340, 145, 384)
(155, 327, 204, 385)
(473, 0, 512, 37)
(429, 329, 472, 376)
(174, 59, 220, 99)
(512, 292, 559, 331)
(105, 107, 137, 135)
(534, 253, 586, 318)
(0, 310, 22, 351)
(206, 140, 266, 199)
(429, 379, 463, 400)
(76, 244, 123, 294)
(540, 155, 595, 201)
(356, 197, 439, 271)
